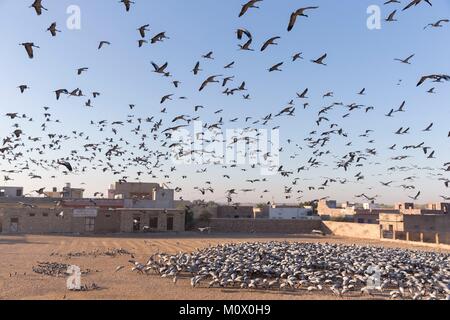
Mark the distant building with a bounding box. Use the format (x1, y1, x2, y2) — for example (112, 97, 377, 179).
(269, 206, 318, 220)
(45, 183, 84, 199)
(0, 187, 23, 198)
(317, 200, 357, 219)
(363, 202, 380, 210)
(394, 202, 414, 210)
(427, 203, 450, 213)
(380, 213, 450, 244)
(0, 181, 184, 234)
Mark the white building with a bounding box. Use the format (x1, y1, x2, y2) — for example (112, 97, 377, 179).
(269, 206, 318, 220)
(363, 202, 380, 210)
(0, 187, 23, 198)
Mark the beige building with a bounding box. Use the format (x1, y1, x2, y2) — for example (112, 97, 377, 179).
(0, 181, 184, 234)
(0, 207, 184, 234)
(380, 213, 450, 245)
(44, 183, 84, 199)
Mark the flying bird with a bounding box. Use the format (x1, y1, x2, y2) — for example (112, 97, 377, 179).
(287, 7, 319, 32)
(261, 36, 280, 52)
(120, 0, 134, 12)
(20, 43, 39, 59)
(98, 41, 111, 50)
(199, 75, 222, 91)
(311, 53, 328, 66)
(239, 0, 263, 18)
(30, 0, 47, 15)
(47, 23, 61, 37)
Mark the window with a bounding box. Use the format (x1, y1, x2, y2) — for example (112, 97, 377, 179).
(357, 218, 364, 224)
(167, 217, 174, 231)
(0, 190, 4, 197)
(16, 189, 22, 197)
(43, 213, 48, 217)
(29, 213, 35, 217)
(149, 217, 158, 229)
(85, 217, 95, 232)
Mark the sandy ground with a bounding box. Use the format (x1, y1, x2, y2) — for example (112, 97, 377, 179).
(1, 233, 448, 300)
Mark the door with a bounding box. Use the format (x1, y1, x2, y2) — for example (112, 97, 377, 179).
(133, 216, 141, 232)
(166, 217, 174, 231)
(149, 217, 158, 229)
(85, 217, 95, 232)
(10, 218, 19, 233)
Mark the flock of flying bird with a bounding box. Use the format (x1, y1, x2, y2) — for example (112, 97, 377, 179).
(2, 0, 449, 205)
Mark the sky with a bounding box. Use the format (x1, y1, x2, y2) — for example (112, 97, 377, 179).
(0, 0, 449, 204)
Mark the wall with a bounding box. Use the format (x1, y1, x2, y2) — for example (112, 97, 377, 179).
(403, 214, 450, 233)
(321, 221, 380, 240)
(0, 208, 81, 234)
(217, 206, 254, 219)
(208, 218, 322, 234)
(94, 210, 121, 233)
(120, 209, 185, 232)
(0, 207, 184, 234)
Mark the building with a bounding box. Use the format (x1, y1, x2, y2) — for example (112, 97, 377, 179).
(380, 213, 450, 244)
(394, 202, 414, 210)
(426, 202, 450, 213)
(0, 181, 184, 234)
(363, 202, 380, 210)
(0, 207, 184, 234)
(0, 187, 23, 198)
(317, 200, 357, 219)
(108, 182, 173, 201)
(269, 206, 318, 220)
(44, 183, 84, 199)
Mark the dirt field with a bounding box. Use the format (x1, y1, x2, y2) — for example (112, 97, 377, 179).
(1, 233, 448, 300)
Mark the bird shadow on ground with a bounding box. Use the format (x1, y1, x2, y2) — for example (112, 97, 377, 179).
(0, 237, 47, 245)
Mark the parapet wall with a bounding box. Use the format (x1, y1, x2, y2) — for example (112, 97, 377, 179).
(321, 221, 380, 240)
(209, 219, 322, 234)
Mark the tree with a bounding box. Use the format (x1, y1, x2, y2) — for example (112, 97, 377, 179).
(184, 206, 195, 230)
(198, 210, 212, 224)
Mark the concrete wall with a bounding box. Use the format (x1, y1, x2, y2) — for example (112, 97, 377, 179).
(94, 210, 121, 233)
(322, 221, 380, 240)
(0, 208, 184, 234)
(0, 208, 82, 234)
(208, 218, 322, 234)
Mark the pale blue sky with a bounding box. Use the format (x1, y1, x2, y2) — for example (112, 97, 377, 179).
(0, 0, 449, 204)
